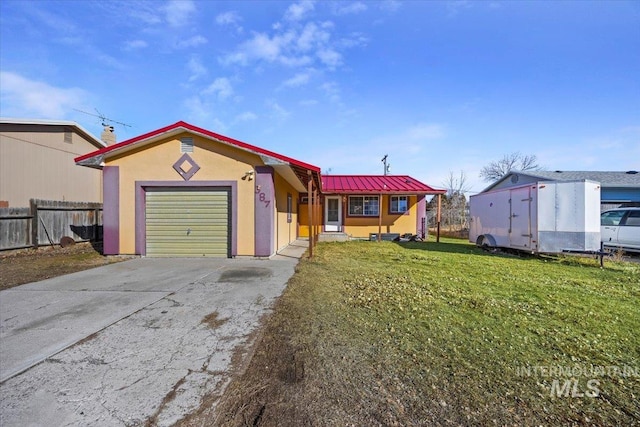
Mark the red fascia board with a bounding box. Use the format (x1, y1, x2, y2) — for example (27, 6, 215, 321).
(74, 121, 321, 172)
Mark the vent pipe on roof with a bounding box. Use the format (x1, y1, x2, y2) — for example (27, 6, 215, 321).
(101, 124, 116, 145)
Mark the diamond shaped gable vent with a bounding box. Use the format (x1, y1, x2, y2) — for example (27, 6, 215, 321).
(172, 153, 200, 181)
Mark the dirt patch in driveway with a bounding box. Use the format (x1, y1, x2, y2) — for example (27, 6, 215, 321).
(0, 243, 128, 290)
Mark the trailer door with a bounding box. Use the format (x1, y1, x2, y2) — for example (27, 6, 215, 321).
(510, 186, 532, 249)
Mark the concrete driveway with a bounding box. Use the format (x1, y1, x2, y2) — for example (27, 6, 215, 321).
(0, 241, 307, 426)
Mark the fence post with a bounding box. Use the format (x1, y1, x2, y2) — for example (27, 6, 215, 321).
(94, 207, 99, 242)
(30, 199, 38, 249)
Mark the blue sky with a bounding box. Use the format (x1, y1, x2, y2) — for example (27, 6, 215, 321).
(1, 0, 639, 194)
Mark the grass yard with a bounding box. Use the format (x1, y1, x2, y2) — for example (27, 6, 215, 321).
(188, 239, 639, 426)
(0, 243, 127, 290)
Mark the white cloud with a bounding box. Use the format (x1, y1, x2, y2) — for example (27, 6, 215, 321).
(216, 11, 241, 26)
(215, 10, 243, 33)
(405, 123, 446, 140)
(0, 71, 89, 118)
(320, 81, 341, 103)
(234, 111, 258, 122)
(123, 39, 148, 50)
(278, 55, 314, 67)
(248, 32, 290, 61)
(183, 95, 209, 121)
(297, 22, 331, 51)
(219, 5, 364, 71)
(339, 32, 368, 48)
(266, 100, 290, 121)
(187, 56, 207, 82)
(282, 72, 311, 88)
(175, 35, 207, 49)
(334, 2, 367, 15)
(447, 1, 473, 17)
(299, 99, 318, 106)
(127, 5, 162, 25)
(317, 48, 342, 69)
(164, 0, 196, 27)
(27, 6, 125, 69)
(220, 31, 312, 67)
(29, 7, 77, 34)
(203, 78, 233, 100)
(220, 51, 249, 66)
(380, 0, 402, 12)
(285, 0, 315, 21)
(183, 96, 228, 133)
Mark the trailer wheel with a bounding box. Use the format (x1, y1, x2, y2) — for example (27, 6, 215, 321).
(476, 235, 496, 250)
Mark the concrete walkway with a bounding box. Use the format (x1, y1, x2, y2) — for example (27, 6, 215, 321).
(0, 241, 307, 426)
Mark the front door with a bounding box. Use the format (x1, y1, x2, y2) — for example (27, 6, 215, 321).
(324, 196, 342, 232)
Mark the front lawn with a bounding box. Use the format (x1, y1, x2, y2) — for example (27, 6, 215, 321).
(200, 239, 640, 426)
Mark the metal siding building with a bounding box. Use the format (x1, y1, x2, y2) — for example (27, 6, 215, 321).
(0, 119, 106, 207)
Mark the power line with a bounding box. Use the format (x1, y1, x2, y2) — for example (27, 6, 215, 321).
(73, 108, 132, 128)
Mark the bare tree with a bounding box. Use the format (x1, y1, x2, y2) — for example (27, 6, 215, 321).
(479, 152, 541, 182)
(443, 170, 471, 197)
(439, 171, 471, 231)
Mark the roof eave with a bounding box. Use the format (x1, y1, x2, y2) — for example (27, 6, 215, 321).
(1, 117, 106, 149)
(75, 154, 104, 169)
(74, 122, 321, 175)
(323, 190, 446, 195)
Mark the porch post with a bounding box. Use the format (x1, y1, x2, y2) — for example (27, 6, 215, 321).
(377, 193, 383, 242)
(307, 172, 313, 258)
(313, 189, 322, 242)
(437, 193, 442, 243)
(342, 195, 347, 233)
(416, 195, 426, 238)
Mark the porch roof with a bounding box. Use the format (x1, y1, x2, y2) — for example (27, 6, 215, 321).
(321, 175, 445, 195)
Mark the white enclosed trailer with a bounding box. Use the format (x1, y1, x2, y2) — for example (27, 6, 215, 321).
(469, 180, 601, 253)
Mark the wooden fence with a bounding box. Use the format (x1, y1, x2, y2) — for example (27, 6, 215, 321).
(0, 200, 102, 251)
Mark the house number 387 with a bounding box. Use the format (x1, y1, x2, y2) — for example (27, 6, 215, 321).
(257, 191, 270, 207)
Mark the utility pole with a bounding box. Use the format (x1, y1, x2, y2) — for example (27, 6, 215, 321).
(381, 154, 390, 175)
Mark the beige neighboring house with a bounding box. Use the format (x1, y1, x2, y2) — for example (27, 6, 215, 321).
(0, 118, 107, 207)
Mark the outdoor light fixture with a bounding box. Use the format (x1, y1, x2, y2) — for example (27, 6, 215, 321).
(242, 170, 254, 181)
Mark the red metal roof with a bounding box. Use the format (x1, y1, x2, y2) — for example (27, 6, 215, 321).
(322, 175, 445, 194)
(74, 121, 321, 173)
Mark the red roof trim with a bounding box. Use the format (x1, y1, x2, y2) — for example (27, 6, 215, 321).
(74, 121, 320, 172)
(322, 175, 446, 194)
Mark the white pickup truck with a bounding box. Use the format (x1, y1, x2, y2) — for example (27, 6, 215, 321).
(601, 208, 640, 253)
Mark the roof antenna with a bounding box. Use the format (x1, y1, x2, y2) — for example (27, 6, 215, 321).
(73, 108, 132, 145)
(381, 154, 390, 175)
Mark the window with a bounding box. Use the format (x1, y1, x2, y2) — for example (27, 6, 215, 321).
(390, 196, 408, 213)
(349, 196, 379, 216)
(601, 210, 625, 226)
(287, 194, 293, 223)
(624, 210, 640, 226)
(181, 137, 194, 153)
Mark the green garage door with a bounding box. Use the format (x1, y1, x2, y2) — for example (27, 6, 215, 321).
(146, 190, 229, 257)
